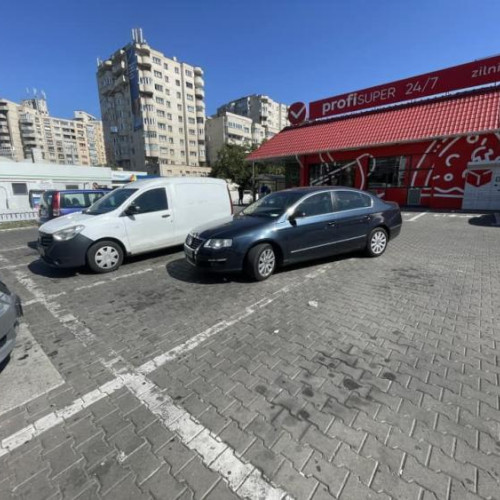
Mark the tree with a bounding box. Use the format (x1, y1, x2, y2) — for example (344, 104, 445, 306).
(210, 144, 254, 189)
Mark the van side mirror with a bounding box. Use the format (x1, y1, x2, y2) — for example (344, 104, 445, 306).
(124, 203, 140, 216)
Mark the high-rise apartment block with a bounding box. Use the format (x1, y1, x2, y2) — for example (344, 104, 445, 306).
(217, 95, 289, 138)
(206, 94, 289, 165)
(0, 96, 107, 166)
(97, 29, 208, 176)
(206, 111, 265, 165)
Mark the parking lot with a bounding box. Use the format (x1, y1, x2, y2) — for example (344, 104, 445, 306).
(0, 211, 499, 500)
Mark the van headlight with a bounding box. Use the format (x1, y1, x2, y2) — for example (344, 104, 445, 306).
(204, 239, 232, 249)
(53, 225, 85, 241)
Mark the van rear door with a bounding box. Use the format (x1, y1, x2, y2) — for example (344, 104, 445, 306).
(122, 186, 176, 253)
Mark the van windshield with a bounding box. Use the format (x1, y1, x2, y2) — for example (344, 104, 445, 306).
(85, 188, 137, 215)
(242, 191, 304, 218)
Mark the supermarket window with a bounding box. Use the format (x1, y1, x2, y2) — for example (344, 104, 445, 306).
(367, 156, 407, 188)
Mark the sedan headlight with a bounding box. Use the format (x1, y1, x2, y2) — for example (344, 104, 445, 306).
(53, 225, 85, 241)
(204, 239, 232, 249)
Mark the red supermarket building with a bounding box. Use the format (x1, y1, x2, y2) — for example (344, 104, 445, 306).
(247, 55, 500, 210)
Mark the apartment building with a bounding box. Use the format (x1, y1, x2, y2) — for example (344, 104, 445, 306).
(97, 29, 208, 176)
(0, 96, 107, 166)
(217, 94, 289, 138)
(206, 111, 265, 165)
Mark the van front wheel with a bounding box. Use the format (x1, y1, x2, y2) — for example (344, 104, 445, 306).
(87, 240, 124, 273)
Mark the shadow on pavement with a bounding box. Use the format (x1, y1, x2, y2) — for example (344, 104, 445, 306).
(468, 214, 500, 227)
(166, 258, 251, 285)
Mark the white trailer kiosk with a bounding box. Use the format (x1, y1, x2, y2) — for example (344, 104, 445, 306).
(0, 161, 112, 218)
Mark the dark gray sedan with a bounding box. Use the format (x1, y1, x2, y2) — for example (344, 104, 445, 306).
(0, 280, 22, 367)
(185, 186, 402, 281)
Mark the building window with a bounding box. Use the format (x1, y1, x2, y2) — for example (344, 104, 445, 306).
(181, 150, 185, 156)
(187, 106, 195, 113)
(367, 156, 407, 188)
(169, 138, 174, 144)
(140, 77, 152, 85)
(190, 151, 197, 157)
(153, 56, 161, 65)
(167, 113, 172, 120)
(186, 82, 193, 89)
(157, 110, 165, 117)
(154, 70, 162, 78)
(155, 84, 163, 92)
(177, 104, 182, 111)
(175, 80, 181, 86)
(164, 75, 169, 83)
(165, 89, 170, 95)
(12, 183, 28, 195)
(159, 135, 167, 142)
(168, 125, 173, 132)
(179, 128, 184, 134)
(175, 67, 180, 74)
(188, 118, 195, 125)
(178, 116, 183, 123)
(165, 100, 171, 108)
(189, 128, 196, 135)
(186, 94, 194, 101)
(163, 62, 168, 70)
(170, 149, 175, 156)
(158, 123, 166, 130)
(185, 69, 192, 77)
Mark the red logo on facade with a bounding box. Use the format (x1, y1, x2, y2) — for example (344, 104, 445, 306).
(466, 169, 492, 187)
(288, 102, 307, 125)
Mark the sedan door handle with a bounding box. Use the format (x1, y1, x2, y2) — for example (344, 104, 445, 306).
(162, 214, 171, 218)
(327, 222, 336, 227)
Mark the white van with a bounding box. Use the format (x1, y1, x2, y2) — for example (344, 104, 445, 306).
(37, 177, 232, 273)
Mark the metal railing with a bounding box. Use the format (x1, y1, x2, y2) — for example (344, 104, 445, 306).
(0, 210, 38, 223)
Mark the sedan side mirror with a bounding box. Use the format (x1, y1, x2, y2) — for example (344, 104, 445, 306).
(124, 203, 140, 216)
(289, 209, 306, 224)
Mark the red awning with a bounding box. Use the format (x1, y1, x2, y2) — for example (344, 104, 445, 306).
(247, 87, 500, 161)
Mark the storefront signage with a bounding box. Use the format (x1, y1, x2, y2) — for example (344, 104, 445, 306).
(288, 102, 307, 125)
(308, 54, 500, 121)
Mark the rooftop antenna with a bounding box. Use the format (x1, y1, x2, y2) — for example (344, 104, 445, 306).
(41, 90, 47, 100)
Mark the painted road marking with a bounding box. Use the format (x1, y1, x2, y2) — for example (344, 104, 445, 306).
(0, 226, 36, 233)
(407, 212, 427, 222)
(1, 264, 331, 460)
(0, 246, 33, 253)
(105, 358, 293, 500)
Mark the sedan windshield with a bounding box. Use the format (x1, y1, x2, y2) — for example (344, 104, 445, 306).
(242, 191, 305, 218)
(85, 188, 137, 215)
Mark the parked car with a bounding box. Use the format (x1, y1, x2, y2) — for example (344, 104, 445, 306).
(38, 177, 233, 273)
(38, 189, 110, 225)
(184, 186, 402, 281)
(0, 280, 22, 368)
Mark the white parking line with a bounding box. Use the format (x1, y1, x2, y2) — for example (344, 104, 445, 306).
(407, 212, 427, 222)
(1, 264, 330, 459)
(0, 226, 36, 233)
(106, 359, 293, 500)
(0, 246, 32, 253)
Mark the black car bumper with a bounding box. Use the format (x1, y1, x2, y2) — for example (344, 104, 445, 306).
(184, 244, 244, 273)
(38, 233, 94, 269)
(0, 294, 22, 364)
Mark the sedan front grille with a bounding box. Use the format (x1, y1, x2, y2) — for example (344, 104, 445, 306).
(39, 233, 53, 247)
(186, 235, 204, 250)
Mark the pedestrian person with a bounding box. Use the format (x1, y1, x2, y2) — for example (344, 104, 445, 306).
(238, 185, 244, 205)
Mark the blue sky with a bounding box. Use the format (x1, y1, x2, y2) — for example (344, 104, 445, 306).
(1, 0, 500, 119)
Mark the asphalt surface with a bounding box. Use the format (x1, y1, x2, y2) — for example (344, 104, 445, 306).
(0, 211, 499, 499)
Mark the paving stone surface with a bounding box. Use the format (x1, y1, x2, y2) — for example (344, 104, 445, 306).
(0, 213, 499, 499)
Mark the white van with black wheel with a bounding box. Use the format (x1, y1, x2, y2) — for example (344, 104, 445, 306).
(37, 177, 233, 273)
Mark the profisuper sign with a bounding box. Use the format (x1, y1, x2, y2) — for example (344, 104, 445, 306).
(288, 54, 500, 125)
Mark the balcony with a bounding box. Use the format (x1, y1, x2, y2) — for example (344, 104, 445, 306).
(139, 83, 154, 95)
(195, 87, 205, 99)
(112, 61, 126, 74)
(194, 66, 204, 76)
(196, 108, 205, 119)
(0, 125, 9, 134)
(137, 55, 152, 68)
(194, 76, 204, 88)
